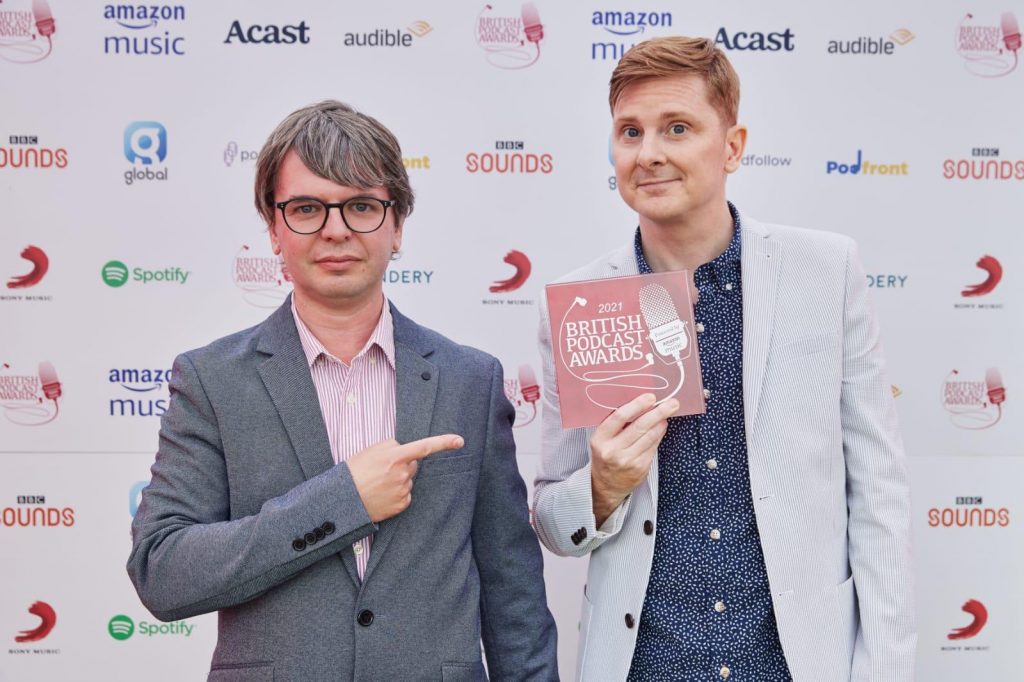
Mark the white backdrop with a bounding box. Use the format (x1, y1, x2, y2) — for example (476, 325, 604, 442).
(1, 1, 1021, 680)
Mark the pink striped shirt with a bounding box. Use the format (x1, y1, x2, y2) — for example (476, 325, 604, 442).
(292, 297, 396, 579)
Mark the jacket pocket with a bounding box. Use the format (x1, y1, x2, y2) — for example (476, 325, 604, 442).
(441, 661, 488, 681)
(207, 662, 274, 682)
(417, 452, 476, 478)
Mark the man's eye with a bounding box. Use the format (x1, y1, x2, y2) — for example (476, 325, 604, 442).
(670, 124, 686, 135)
(624, 127, 640, 138)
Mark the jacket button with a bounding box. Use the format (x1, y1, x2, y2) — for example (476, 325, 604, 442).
(625, 613, 635, 629)
(322, 521, 335, 535)
(314, 527, 325, 541)
(292, 538, 306, 552)
(421, 371, 431, 380)
(643, 520, 654, 535)
(357, 609, 374, 627)
(304, 531, 317, 545)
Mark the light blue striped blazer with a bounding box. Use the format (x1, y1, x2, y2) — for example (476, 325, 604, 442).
(533, 214, 916, 681)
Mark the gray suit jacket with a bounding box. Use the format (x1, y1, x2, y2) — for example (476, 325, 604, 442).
(533, 216, 915, 681)
(128, 297, 558, 682)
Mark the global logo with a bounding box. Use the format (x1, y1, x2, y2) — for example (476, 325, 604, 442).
(503, 363, 540, 428)
(942, 368, 1006, 430)
(590, 10, 673, 61)
(715, 27, 795, 52)
(0, 361, 62, 426)
(233, 244, 291, 308)
(948, 599, 988, 640)
(475, 3, 544, 69)
(123, 121, 168, 185)
(15, 601, 57, 643)
(7, 245, 48, 289)
(129, 481, 147, 517)
(826, 150, 908, 176)
(101, 260, 190, 287)
(0, 0, 56, 64)
(108, 367, 171, 418)
(108, 615, 135, 641)
(956, 12, 1020, 78)
(103, 4, 186, 56)
(490, 250, 531, 293)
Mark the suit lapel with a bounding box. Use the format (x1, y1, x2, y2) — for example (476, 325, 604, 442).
(361, 304, 438, 582)
(741, 220, 781, 443)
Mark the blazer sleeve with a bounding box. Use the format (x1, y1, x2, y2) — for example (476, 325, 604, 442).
(532, 294, 632, 559)
(472, 358, 559, 680)
(126, 352, 376, 622)
(840, 240, 917, 680)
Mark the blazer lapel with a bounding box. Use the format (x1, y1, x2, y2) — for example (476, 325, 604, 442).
(741, 219, 781, 444)
(361, 304, 438, 582)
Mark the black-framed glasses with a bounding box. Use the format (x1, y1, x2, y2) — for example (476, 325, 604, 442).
(275, 197, 396, 235)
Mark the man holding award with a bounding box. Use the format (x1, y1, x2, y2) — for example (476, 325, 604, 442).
(533, 37, 915, 681)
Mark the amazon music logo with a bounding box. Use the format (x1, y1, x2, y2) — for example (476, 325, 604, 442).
(108, 367, 172, 418)
(941, 599, 991, 653)
(1, 495, 74, 529)
(476, 3, 544, 69)
(590, 10, 674, 61)
(928, 495, 1010, 528)
(503, 362, 540, 428)
(1, 245, 52, 303)
(943, 147, 1024, 180)
(956, 12, 1020, 78)
(954, 255, 1004, 310)
(466, 140, 553, 175)
(941, 368, 1006, 430)
(233, 244, 291, 308)
(0, 134, 67, 170)
(0, 362, 62, 426)
(8, 601, 59, 657)
(483, 250, 535, 307)
(0, 0, 56, 64)
(103, 4, 187, 57)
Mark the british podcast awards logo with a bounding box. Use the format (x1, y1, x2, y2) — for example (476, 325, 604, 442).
(504, 363, 540, 428)
(0, 0, 56, 64)
(956, 12, 1020, 77)
(941, 368, 1006, 429)
(233, 244, 291, 308)
(476, 3, 544, 69)
(0, 362, 62, 426)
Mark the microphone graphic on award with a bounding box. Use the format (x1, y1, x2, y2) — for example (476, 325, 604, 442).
(546, 271, 705, 428)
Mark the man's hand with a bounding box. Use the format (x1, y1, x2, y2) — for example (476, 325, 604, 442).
(591, 394, 677, 527)
(347, 435, 464, 522)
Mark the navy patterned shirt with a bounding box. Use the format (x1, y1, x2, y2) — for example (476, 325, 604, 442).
(627, 204, 792, 681)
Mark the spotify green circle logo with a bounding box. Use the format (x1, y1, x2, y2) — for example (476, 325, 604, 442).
(108, 614, 135, 640)
(102, 260, 129, 288)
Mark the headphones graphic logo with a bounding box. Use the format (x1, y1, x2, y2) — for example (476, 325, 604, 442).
(956, 12, 1020, 77)
(489, 250, 532, 293)
(7, 245, 49, 289)
(15, 601, 57, 643)
(948, 599, 988, 640)
(476, 3, 544, 69)
(0, 0, 56, 64)
(961, 255, 1002, 297)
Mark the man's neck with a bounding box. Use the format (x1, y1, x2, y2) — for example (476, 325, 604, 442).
(639, 201, 735, 274)
(293, 289, 385, 365)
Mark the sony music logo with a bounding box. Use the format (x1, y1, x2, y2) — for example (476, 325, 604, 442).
(1, 245, 52, 303)
(955, 255, 1003, 309)
(483, 250, 535, 306)
(466, 140, 553, 174)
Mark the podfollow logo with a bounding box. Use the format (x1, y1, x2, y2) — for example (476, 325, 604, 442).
(108, 614, 193, 640)
(102, 260, 190, 287)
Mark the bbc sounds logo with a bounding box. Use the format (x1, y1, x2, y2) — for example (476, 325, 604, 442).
(466, 139, 553, 174)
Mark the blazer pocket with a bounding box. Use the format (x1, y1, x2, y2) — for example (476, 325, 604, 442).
(417, 452, 476, 478)
(776, 333, 835, 361)
(441, 661, 487, 681)
(208, 662, 274, 682)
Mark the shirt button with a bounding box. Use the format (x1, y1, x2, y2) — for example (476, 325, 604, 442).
(624, 613, 635, 629)
(720, 665, 731, 679)
(353, 543, 364, 555)
(703, 388, 711, 400)
(706, 458, 718, 470)
(346, 392, 356, 405)
(643, 520, 654, 535)
(695, 322, 705, 333)
(710, 529, 721, 540)
(714, 600, 726, 613)
(724, 282, 734, 291)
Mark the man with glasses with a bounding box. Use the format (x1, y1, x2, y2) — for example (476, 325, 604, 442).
(128, 100, 558, 681)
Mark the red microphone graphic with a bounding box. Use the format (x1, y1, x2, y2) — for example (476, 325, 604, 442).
(521, 3, 544, 44)
(985, 367, 1006, 406)
(1002, 12, 1021, 52)
(489, 250, 532, 293)
(516, 364, 540, 426)
(16, 601, 57, 643)
(961, 255, 1002, 297)
(33, 0, 57, 38)
(7, 245, 49, 289)
(948, 599, 988, 640)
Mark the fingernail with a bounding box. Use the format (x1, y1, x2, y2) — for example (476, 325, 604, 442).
(453, 436, 464, 448)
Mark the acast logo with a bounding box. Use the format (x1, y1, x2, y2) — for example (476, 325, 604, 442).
(225, 20, 310, 45)
(715, 27, 795, 52)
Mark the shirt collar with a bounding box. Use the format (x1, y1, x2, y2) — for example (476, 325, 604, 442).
(635, 201, 743, 275)
(291, 296, 396, 370)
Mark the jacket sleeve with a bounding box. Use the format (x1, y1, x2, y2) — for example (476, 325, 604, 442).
(126, 352, 375, 622)
(532, 295, 632, 559)
(473, 358, 559, 680)
(840, 240, 917, 681)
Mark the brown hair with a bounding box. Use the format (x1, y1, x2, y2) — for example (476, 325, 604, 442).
(254, 100, 413, 227)
(609, 36, 740, 125)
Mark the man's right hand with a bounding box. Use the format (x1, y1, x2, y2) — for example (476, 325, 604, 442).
(346, 434, 464, 523)
(591, 394, 677, 527)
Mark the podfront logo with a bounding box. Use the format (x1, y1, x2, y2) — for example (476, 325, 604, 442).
(943, 147, 1024, 181)
(224, 142, 258, 167)
(0, 362, 62, 426)
(928, 495, 1010, 529)
(103, 4, 186, 56)
(101, 260, 190, 287)
(403, 154, 430, 170)
(942, 368, 1006, 429)
(956, 255, 1003, 310)
(344, 19, 431, 47)
(108, 614, 194, 640)
(466, 140, 553, 174)
(233, 244, 291, 308)
(0, 0, 56, 64)
(0, 134, 68, 170)
(956, 12, 1019, 78)
(9, 601, 59, 657)
(503, 363, 540, 428)
(484, 250, 534, 307)
(225, 20, 310, 45)
(2, 245, 52, 303)
(590, 10, 673, 61)
(942, 599, 991, 653)
(827, 28, 914, 55)
(1, 495, 74, 529)
(826, 150, 908, 176)
(108, 367, 172, 418)
(476, 3, 544, 69)
(715, 27, 795, 52)
(123, 121, 168, 185)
